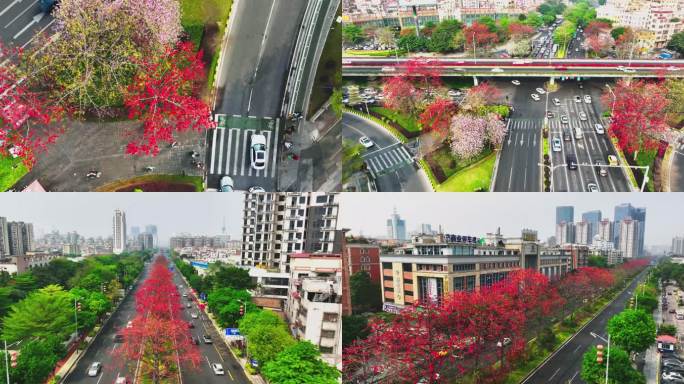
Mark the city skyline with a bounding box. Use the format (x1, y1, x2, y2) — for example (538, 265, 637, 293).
(338, 193, 683, 246)
(0, 194, 244, 246)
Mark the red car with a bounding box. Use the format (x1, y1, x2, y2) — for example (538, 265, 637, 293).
(555, 66, 568, 71)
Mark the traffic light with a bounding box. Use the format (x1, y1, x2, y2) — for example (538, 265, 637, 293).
(239, 305, 244, 316)
(10, 351, 17, 368)
(77, 301, 82, 312)
(596, 344, 604, 364)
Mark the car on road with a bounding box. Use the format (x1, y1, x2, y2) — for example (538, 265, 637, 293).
(574, 127, 583, 140)
(359, 136, 374, 148)
(670, 309, 677, 313)
(248, 186, 266, 193)
(212, 363, 225, 375)
(552, 137, 562, 152)
(115, 377, 130, 384)
(511, 80, 521, 85)
(552, 98, 561, 106)
(113, 334, 124, 343)
(448, 89, 462, 96)
(126, 321, 133, 328)
(587, 183, 599, 192)
(535, 88, 546, 94)
(667, 66, 681, 71)
(560, 115, 569, 124)
(191, 312, 198, 319)
(623, 68, 636, 73)
(579, 111, 587, 121)
(594, 123, 605, 134)
(203, 335, 213, 344)
(186, 303, 192, 308)
(219, 176, 234, 192)
(608, 155, 619, 166)
(547, 112, 554, 119)
(574, 95, 582, 103)
(39, 0, 58, 12)
(595, 161, 608, 176)
(664, 372, 684, 382)
(584, 95, 592, 103)
(578, 82, 584, 89)
(563, 130, 571, 141)
(567, 154, 578, 169)
(88, 362, 102, 377)
(491, 68, 504, 72)
(531, 93, 540, 101)
(250, 134, 267, 170)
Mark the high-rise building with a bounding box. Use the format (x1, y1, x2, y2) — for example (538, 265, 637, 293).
(145, 225, 158, 247)
(597, 219, 613, 243)
(582, 210, 602, 242)
(241, 193, 339, 273)
(139, 233, 154, 250)
(0, 217, 9, 257)
(21, 223, 34, 252)
(386, 208, 407, 240)
(556, 206, 574, 225)
(113, 209, 127, 255)
(633, 207, 646, 258)
(7, 222, 24, 256)
(613, 204, 646, 257)
(130, 226, 140, 238)
(672, 236, 684, 256)
(619, 219, 640, 259)
(575, 221, 591, 245)
(420, 224, 434, 235)
(556, 221, 575, 245)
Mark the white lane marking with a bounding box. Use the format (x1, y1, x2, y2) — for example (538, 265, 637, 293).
(570, 370, 579, 382)
(5, 0, 36, 28)
(548, 367, 561, 381)
(217, 128, 225, 174)
(13, 12, 43, 40)
(572, 344, 582, 354)
(253, 0, 277, 80)
(247, 88, 253, 113)
(96, 372, 104, 384)
(224, 128, 235, 175)
(271, 119, 279, 178)
(0, 0, 22, 17)
(209, 129, 218, 174)
(232, 129, 240, 175)
(21, 18, 54, 49)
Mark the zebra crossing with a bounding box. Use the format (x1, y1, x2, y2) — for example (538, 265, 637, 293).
(504, 119, 541, 148)
(362, 143, 414, 176)
(207, 115, 279, 179)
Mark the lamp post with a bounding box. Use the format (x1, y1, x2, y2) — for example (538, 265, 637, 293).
(3, 339, 22, 384)
(591, 332, 611, 384)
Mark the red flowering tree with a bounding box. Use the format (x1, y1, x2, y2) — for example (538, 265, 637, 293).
(601, 79, 670, 154)
(585, 21, 612, 37)
(508, 23, 535, 40)
(116, 256, 200, 383)
(585, 34, 614, 56)
(463, 82, 503, 111)
(463, 23, 499, 51)
(419, 98, 456, 138)
(382, 59, 443, 118)
(124, 41, 215, 156)
(0, 45, 65, 166)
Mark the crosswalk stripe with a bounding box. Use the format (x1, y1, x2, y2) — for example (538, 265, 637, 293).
(399, 145, 411, 160)
(209, 129, 218, 174)
(241, 130, 251, 177)
(224, 129, 236, 174)
(217, 128, 225, 174)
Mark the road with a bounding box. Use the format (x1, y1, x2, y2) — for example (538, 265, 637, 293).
(0, 0, 55, 50)
(669, 141, 684, 192)
(342, 112, 431, 192)
(523, 269, 649, 384)
(492, 77, 630, 191)
(64, 258, 249, 384)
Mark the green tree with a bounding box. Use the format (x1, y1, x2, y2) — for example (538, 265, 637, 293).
(239, 310, 288, 339)
(428, 24, 459, 52)
(342, 139, 366, 184)
(512, 39, 532, 57)
(343, 315, 369, 347)
(247, 324, 295, 365)
(607, 309, 656, 354)
(262, 341, 340, 384)
(350, 272, 382, 314)
(581, 345, 645, 384)
(343, 24, 364, 45)
(588, 256, 608, 268)
(524, 12, 544, 27)
(553, 21, 577, 47)
(658, 324, 677, 336)
(376, 27, 396, 48)
(15, 336, 65, 384)
(209, 264, 254, 291)
(207, 288, 255, 328)
(12, 273, 37, 294)
(3, 285, 74, 342)
(452, 31, 466, 51)
(398, 34, 428, 52)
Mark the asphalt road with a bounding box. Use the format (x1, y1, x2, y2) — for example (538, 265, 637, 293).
(669, 142, 684, 192)
(492, 77, 630, 191)
(343, 66, 678, 78)
(0, 0, 55, 49)
(342, 112, 431, 192)
(523, 269, 649, 384)
(63, 259, 249, 384)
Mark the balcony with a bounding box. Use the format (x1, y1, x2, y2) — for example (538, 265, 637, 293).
(302, 279, 338, 294)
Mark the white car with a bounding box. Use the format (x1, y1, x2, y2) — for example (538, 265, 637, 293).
(359, 136, 374, 148)
(594, 124, 605, 134)
(667, 66, 681, 71)
(248, 186, 266, 193)
(531, 93, 540, 101)
(511, 80, 521, 85)
(447, 89, 462, 96)
(552, 137, 562, 152)
(579, 111, 587, 121)
(212, 363, 225, 375)
(560, 115, 569, 124)
(535, 88, 546, 94)
(126, 321, 133, 328)
(250, 134, 267, 170)
(87, 362, 102, 377)
(583, 95, 591, 104)
(574, 95, 582, 103)
(587, 183, 599, 192)
(552, 98, 560, 106)
(191, 312, 199, 319)
(220, 176, 234, 192)
(491, 68, 504, 72)
(623, 68, 636, 73)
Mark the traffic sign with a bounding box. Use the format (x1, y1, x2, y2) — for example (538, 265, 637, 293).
(225, 328, 241, 336)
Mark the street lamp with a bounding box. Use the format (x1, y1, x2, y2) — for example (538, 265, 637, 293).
(591, 332, 611, 384)
(3, 339, 22, 384)
(605, 84, 616, 118)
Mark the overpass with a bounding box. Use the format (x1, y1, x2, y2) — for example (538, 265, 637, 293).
(342, 57, 684, 78)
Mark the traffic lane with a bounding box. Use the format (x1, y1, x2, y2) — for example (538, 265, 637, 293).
(249, 0, 307, 117)
(215, 0, 275, 116)
(567, 100, 600, 192)
(63, 267, 150, 384)
(493, 128, 517, 192)
(525, 270, 648, 384)
(671, 150, 684, 191)
(343, 67, 678, 78)
(342, 112, 397, 149)
(0, 1, 54, 48)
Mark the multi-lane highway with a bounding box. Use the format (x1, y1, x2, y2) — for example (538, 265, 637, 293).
(342, 112, 431, 191)
(63, 256, 249, 384)
(0, 0, 55, 49)
(522, 269, 649, 384)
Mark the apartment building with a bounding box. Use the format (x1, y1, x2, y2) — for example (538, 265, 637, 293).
(597, 0, 684, 47)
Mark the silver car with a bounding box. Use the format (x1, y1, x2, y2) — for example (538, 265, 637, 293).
(88, 362, 101, 377)
(250, 134, 267, 170)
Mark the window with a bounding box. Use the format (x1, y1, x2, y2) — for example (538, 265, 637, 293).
(320, 346, 334, 353)
(323, 313, 338, 322)
(321, 330, 335, 338)
(454, 263, 475, 272)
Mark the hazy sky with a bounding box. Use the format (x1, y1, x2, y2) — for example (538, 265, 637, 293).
(0, 193, 244, 245)
(338, 193, 684, 246)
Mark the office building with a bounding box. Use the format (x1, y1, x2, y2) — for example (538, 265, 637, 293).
(241, 193, 339, 273)
(145, 225, 158, 247)
(130, 226, 140, 238)
(673, 236, 684, 256)
(420, 224, 435, 235)
(582, 210, 602, 242)
(7, 222, 24, 256)
(0, 217, 8, 257)
(597, 219, 614, 243)
(21, 223, 34, 253)
(113, 209, 127, 255)
(556, 221, 575, 245)
(613, 204, 646, 257)
(556, 206, 574, 226)
(575, 221, 591, 245)
(386, 208, 407, 241)
(618, 218, 640, 259)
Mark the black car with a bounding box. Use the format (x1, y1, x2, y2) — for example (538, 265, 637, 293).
(39, 0, 58, 12)
(566, 154, 578, 170)
(113, 334, 124, 343)
(563, 130, 571, 141)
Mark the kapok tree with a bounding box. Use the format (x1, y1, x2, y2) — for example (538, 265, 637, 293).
(382, 59, 443, 118)
(600, 79, 670, 154)
(0, 45, 65, 167)
(419, 98, 456, 139)
(462, 82, 503, 112)
(124, 41, 215, 156)
(507, 23, 535, 40)
(462, 23, 499, 53)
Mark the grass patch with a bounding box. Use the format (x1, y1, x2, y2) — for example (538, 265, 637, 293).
(636, 148, 657, 192)
(543, 135, 549, 157)
(370, 107, 421, 132)
(418, 159, 438, 190)
(611, 137, 639, 189)
(430, 146, 493, 180)
(0, 156, 28, 191)
(308, 3, 341, 118)
(436, 153, 496, 192)
(96, 174, 204, 192)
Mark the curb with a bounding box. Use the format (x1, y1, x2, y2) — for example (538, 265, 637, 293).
(343, 109, 408, 143)
(490, 119, 510, 191)
(519, 270, 647, 384)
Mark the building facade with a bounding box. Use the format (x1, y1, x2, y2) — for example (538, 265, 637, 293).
(673, 236, 684, 256)
(386, 209, 407, 241)
(344, 243, 381, 283)
(619, 218, 641, 259)
(556, 221, 575, 245)
(582, 210, 602, 242)
(112, 209, 127, 255)
(575, 221, 591, 245)
(556, 206, 574, 225)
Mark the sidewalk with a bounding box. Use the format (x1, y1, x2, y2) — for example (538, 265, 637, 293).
(644, 286, 665, 384)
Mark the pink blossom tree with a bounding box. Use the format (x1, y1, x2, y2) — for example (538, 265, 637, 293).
(450, 114, 487, 159)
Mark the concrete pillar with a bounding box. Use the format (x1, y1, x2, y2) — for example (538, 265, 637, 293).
(473, 76, 478, 86)
(550, 77, 555, 85)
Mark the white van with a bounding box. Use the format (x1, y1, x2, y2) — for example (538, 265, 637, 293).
(574, 127, 583, 140)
